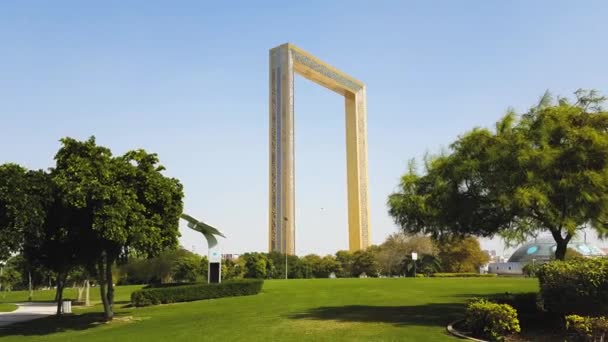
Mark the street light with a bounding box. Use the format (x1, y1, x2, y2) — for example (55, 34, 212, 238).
(411, 252, 418, 278)
(284, 217, 288, 280)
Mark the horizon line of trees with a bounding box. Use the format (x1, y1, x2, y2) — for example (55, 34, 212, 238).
(0, 232, 491, 292)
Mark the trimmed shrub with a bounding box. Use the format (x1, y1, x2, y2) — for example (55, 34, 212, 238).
(522, 263, 539, 278)
(144, 282, 197, 289)
(491, 292, 540, 314)
(131, 279, 263, 307)
(566, 315, 608, 341)
(537, 258, 608, 315)
(465, 299, 521, 341)
(431, 273, 497, 278)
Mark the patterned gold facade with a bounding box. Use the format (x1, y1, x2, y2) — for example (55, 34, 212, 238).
(269, 43, 371, 254)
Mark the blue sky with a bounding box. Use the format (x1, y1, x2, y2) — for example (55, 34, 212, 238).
(1, 1, 607, 257)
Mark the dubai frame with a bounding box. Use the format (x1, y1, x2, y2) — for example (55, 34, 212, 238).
(269, 43, 371, 255)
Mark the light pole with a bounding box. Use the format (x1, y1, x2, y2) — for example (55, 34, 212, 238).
(411, 252, 418, 278)
(284, 217, 288, 280)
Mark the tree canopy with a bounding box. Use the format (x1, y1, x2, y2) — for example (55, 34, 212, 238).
(0, 137, 184, 320)
(388, 90, 608, 260)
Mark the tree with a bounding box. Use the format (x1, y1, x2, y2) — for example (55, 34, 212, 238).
(221, 258, 244, 280)
(402, 253, 441, 277)
(0, 164, 28, 262)
(173, 255, 201, 283)
(376, 232, 436, 276)
(52, 137, 183, 320)
(335, 250, 354, 278)
(317, 255, 341, 278)
(9, 168, 79, 315)
(241, 253, 268, 279)
(351, 249, 379, 277)
(388, 90, 608, 260)
(301, 254, 322, 278)
(436, 237, 489, 273)
(0, 266, 21, 292)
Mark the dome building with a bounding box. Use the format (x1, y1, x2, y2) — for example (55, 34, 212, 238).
(488, 237, 606, 275)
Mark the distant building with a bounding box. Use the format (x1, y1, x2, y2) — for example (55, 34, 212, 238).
(222, 254, 240, 261)
(488, 238, 606, 275)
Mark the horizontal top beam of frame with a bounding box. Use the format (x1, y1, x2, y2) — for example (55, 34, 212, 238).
(277, 43, 364, 96)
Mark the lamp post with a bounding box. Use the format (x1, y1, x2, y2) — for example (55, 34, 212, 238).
(284, 217, 288, 280)
(411, 252, 418, 278)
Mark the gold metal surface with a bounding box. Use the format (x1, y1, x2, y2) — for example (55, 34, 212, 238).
(269, 43, 370, 254)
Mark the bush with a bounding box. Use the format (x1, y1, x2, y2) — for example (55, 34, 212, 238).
(522, 263, 540, 277)
(537, 258, 608, 315)
(566, 315, 608, 341)
(431, 273, 497, 278)
(491, 292, 540, 314)
(465, 299, 521, 341)
(131, 279, 263, 307)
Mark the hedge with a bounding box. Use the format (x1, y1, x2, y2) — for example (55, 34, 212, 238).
(490, 292, 540, 314)
(537, 258, 608, 315)
(431, 273, 497, 278)
(566, 315, 608, 341)
(465, 299, 521, 341)
(131, 279, 264, 307)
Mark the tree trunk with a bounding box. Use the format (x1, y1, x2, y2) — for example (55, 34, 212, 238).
(97, 259, 113, 321)
(77, 284, 84, 302)
(551, 229, 572, 261)
(85, 280, 90, 306)
(554, 240, 567, 260)
(55, 272, 65, 316)
(28, 272, 33, 302)
(105, 255, 114, 308)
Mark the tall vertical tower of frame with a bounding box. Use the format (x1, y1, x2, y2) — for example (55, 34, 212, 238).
(269, 43, 371, 254)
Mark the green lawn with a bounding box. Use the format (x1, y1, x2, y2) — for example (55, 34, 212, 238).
(0, 285, 144, 305)
(0, 278, 537, 341)
(0, 303, 17, 312)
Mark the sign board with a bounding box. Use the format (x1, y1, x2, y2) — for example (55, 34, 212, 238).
(209, 245, 221, 263)
(411, 252, 418, 261)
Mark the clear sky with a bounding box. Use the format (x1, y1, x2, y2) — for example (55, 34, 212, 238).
(1, 1, 607, 257)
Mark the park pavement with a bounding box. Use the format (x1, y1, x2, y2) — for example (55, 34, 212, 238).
(0, 302, 56, 327)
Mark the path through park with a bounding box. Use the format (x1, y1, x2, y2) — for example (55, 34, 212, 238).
(0, 303, 56, 327)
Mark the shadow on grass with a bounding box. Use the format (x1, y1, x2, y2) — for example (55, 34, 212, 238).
(288, 303, 463, 327)
(0, 311, 132, 337)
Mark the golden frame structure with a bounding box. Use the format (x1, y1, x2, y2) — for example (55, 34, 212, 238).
(269, 43, 371, 254)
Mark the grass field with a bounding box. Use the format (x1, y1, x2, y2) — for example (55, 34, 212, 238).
(0, 304, 17, 313)
(0, 278, 538, 341)
(0, 285, 144, 305)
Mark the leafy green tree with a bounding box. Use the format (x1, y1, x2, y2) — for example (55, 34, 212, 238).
(317, 255, 341, 278)
(265, 252, 304, 279)
(402, 254, 441, 277)
(388, 90, 608, 260)
(221, 258, 244, 280)
(119, 248, 203, 284)
(436, 237, 489, 273)
(301, 254, 322, 278)
(0, 266, 21, 292)
(376, 232, 436, 276)
(241, 253, 268, 279)
(0, 164, 28, 262)
(52, 137, 183, 320)
(14, 169, 80, 314)
(351, 249, 379, 277)
(199, 255, 209, 280)
(335, 250, 354, 277)
(173, 255, 201, 283)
